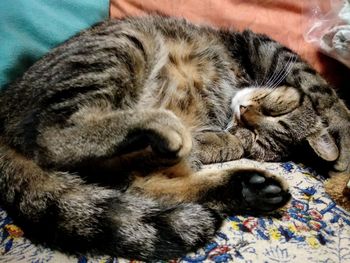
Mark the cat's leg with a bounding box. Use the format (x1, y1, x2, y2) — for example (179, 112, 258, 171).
(131, 162, 291, 214)
(0, 141, 221, 261)
(35, 106, 192, 171)
(1, 105, 289, 260)
(192, 131, 245, 164)
(238, 30, 350, 173)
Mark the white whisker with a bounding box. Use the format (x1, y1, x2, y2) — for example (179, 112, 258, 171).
(263, 64, 279, 88)
(270, 55, 297, 89)
(255, 38, 269, 87)
(264, 55, 292, 88)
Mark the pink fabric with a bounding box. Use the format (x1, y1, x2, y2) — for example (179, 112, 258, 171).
(110, 0, 350, 89)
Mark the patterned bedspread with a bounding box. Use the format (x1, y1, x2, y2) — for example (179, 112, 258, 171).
(1, 159, 349, 263)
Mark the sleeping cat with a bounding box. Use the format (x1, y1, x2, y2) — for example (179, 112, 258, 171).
(0, 15, 349, 261)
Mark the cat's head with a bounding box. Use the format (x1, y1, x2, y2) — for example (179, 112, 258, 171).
(229, 86, 339, 162)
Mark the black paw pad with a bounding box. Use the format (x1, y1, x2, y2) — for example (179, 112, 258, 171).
(241, 172, 291, 212)
(249, 174, 266, 184)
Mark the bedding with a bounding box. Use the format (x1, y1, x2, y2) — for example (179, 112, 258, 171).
(0, 0, 109, 88)
(1, 160, 350, 262)
(1, 1, 350, 262)
(110, 0, 350, 92)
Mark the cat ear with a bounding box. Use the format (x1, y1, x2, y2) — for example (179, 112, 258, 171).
(307, 129, 339, 161)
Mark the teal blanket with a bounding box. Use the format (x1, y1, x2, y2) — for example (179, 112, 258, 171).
(0, 0, 109, 88)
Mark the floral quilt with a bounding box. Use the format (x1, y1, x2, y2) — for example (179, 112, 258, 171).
(1, 159, 350, 263)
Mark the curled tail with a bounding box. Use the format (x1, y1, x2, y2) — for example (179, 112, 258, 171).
(0, 141, 220, 260)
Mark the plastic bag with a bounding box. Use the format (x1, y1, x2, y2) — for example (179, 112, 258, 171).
(304, 0, 350, 67)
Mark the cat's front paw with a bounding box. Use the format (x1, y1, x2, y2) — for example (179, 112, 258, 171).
(145, 110, 192, 159)
(194, 132, 244, 164)
(239, 171, 291, 212)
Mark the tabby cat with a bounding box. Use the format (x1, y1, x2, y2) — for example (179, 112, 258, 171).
(0, 15, 349, 261)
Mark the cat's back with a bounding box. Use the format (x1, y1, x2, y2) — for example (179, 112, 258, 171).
(0, 16, 238, 142)
(0, 16, 222, 110)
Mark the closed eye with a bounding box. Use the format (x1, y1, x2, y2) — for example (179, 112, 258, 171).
(260, 103, 298, 117)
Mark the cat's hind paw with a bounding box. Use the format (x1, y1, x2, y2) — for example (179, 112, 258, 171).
(237, 170, 291, 212)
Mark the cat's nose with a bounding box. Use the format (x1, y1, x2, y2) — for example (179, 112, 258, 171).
(240, 105, 247, 114)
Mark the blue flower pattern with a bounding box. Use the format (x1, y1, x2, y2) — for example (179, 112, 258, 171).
(0, 160, 349, 263)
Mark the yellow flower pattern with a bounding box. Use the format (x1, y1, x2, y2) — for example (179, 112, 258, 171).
(0, 161, 350, 262)
(306, 236, 320, 249)
(269, 227, 281, 240)
(4, 224, 23, 238)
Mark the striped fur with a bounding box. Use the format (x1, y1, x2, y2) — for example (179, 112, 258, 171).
(0, 15, 348, 260)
